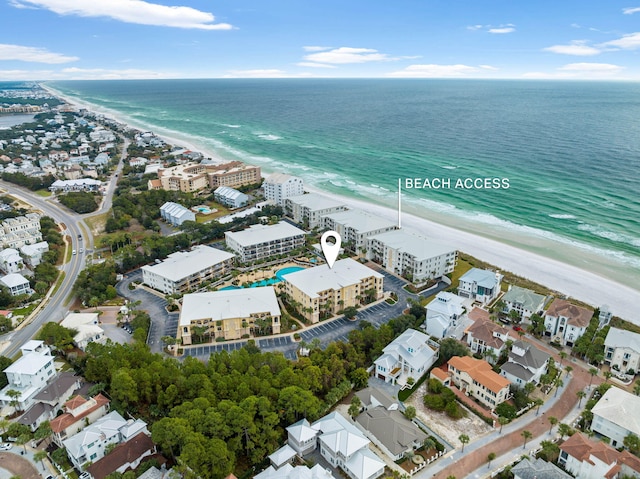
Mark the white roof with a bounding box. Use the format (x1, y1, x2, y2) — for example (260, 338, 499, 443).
(20, 241, 48, 256)
(604, 327, 640, 353)
(141, 245, 235, 282)
(215, 186, 248, 201)
(4, 352, 52, 376)
(225, 221, 305, 247)
(63, 411, 128, 459)
(312, 412, 370, 459)
(368, 229, 456, 261)
(256, 464, 333, 479)
(51, 178, 101, 187)
(287, 193, 346, 211)
(591, 387, 640, 437)
(265, 172, 296, 184)
(180, 286, 281, 326)
(460, 268, 500, 288)
(345, 448, 385, 479)
(381, 329, 436, 371)
(73, 325, 104, 345)
(61, 312, 99, 328)
(269, 444, 297, 467)
(0, 248, 20, 260)
(283, 258, 383, 299)
(323, 209, 397, 233)
(426, 292, 465, 317)
(0, 273, 30, 287)
(287, 418, 317, 443)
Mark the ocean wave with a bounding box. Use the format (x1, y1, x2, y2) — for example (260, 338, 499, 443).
(256, 133, 282, 141)
(577, 224, 640, 248)
(548, 214, 576, 220)
(223, 124, 241, 128)
(441, 165, 458, 170)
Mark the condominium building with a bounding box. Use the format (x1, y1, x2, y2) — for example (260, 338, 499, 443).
(365, 229, 457, 282)
(154, 162, 209, 193)
(141, 245, 235, 294)
(284, 193, 348, 228)
(263, 173, 304, 206)
(283, 258, 384, 324)
(159, 201, 196, 226)
(152, 161, 261, 193)
(447, 356, 510, 409)
(321, 209, 397, 252)
(225, 221, 306, 262)
(205, 161, 261, 189)
(178, 286, 281, 344)
(214, 186, 249, 209)
(0, 213, 42, 249)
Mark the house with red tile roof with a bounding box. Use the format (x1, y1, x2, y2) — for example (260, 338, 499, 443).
(50, 393, 110, 446)
(85, 432, 155, 479)
(544, 299, 593, 346)
(448, 356, 510, 409)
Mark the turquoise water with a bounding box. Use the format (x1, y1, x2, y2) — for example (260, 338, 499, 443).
(41, 79, 640, 288)
(219, 266, 304, 290)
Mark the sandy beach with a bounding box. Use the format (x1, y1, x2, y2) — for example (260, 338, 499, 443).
(44, 85, 640, 324)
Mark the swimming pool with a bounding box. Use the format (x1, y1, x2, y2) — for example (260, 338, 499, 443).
(219, 266, 304, 290)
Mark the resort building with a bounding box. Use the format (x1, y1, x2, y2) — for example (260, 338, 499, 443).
(500, 340, 550, 388)
(51, 394, 111, 447)
(0, 273, 32, 296)
(373, 329, 438, 387)
(153, 161, 261, 193)
(205, 161, 261, 189)
(365, 229, 457, 282)
(282, 258, 384, 324)
(178, 286, 281, 344)
(591, 387, 640, 448)
(0, 213, 43, 249)
(543, 299, 593, 346)
(0, 340, 55, 411)
(285, 193, 348, 228)
(60, 313, 105, 351)
(604, 327, 640, 375)
(20, 241, 49, 267)
(424, 292, 466, 339)
(466, 317, 513, 363)
(558, 432, 640, 479)
(224, 221, 306, 263)
(141, 245, 235, 294)
(321, 209, 397, 253)
(457, 268, 502, 305)
(159, 201, 196, 226)
(501, 285, 547, 321)
(263, 173, 304, 206)
(214, 186, 248, 209)
(447, 356, 510, 409)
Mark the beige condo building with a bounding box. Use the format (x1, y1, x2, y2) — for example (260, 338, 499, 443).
(150, 161, 261, 193)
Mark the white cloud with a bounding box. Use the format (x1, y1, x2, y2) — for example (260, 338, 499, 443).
(522, 62, 624, 79)
(543, 41, 601, 56)
(11, 0, 232, 30)
(0, 67, 171, 80)
(296, 62, 337, 69)
(387, 64, 486, 78)
(304, 47, 398, 64)
(558, 62, 623, 73)
(303, 46, 332, 52)
(599, 32, 640, 50)
(488, 27, 515, 34)
(623, 7, 640, 14)
(479, 65, 498, 70)
(0, 43, 78, 63)
(224, 69, 313, 78)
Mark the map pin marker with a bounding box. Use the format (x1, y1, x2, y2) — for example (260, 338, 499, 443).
(321, 231, 341, 269)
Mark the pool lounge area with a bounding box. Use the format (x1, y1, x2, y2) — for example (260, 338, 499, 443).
(220, 266, 304, 290)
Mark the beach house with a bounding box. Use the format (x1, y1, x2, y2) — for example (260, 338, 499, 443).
(424, 292, 466, 339)
(159, 201, 196, 226)
(590, 387, 640, 448)
(501, 285, 547, 321)
(457, 268, 502, 304)
(500, 340, 550, 388)
(214, 186, 249, 209)
(60, 313, 106, 351)
(373, 329, 438, 387)
(466, 317, 513, 363)
(543, 298, 593, 346)
(447, 356, 510, 409)
(604, 327, 640, 375)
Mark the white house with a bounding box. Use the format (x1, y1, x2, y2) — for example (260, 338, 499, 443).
(255, 464, 333, 479)
(321, 209, 397, 253)
(558, 432, 638, 479)
(604, 327, 640, 375)
(500, 340, 550, 388)
(263, 173, 304, 207)
(501, 285, 546, 321)
(159, 201, 195, 226)
(0, 340, 55, 411)
(286, 418, 318, 456)
(63, 411, 148, 471)
(0, 273, 33, 296)
(60, 313, 105, 351)
(424, 292, 465, 339)
(0, 248, 23, 274)
(20, 241, 49, 267)
(214, 186, 249, 209)
(225, 221, 306, 262)
(285, 193, 347, 228)
(457, 268, 502, 304)
(591, 386, 640, 448)
(543, 299, 593, 346)
(374, 329, 438, 387)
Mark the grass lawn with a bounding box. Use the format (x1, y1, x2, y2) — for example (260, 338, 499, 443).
(196, 203, 232, 222)
(11, 302, 38, 317)
(34, 189, 52, 197)
(84, 211, 110, 235)
(446, 256, 474, 293)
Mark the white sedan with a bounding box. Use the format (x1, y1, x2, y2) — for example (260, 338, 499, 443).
(0, 443, 12, 451)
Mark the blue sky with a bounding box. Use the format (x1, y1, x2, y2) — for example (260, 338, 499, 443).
(1, 0, 639, 80)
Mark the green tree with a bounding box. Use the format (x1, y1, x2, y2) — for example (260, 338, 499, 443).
(438, 338, 470, 365)
(521, 430, 533, 449)
(459, 434, 469, 452)
(577, 390, 587, 408)
(487, 452, 496, 468)
(498, 416, 509, 434)
(350, 367, 369, 390)
(33, 450, 48, 470)
(37, 322, 77, 351)
(404, 405, 417, 421)
(558, 423, 573, 439)
(623, 433, 640, 455)
(534, 398, 544, 416)
(548, 416, 558, 435)
(348, 396, 362, 418)
(588, 367, 598, 388)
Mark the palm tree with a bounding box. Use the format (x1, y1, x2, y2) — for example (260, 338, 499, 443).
(554, 378, 564, 398)
(487, 452, 496, 468)
(588, 367, 598, 388)
(33, 450, 48, 470)
(565, 365, 573, 378)
(521, 430, 532, 449)
(498, 416, 509, 434)
(459, 434, 469, 452)
(524, 382, 536, 397)
(6, 389, 21, 411)
(558, 423, 572, 439)
(559, 351, 568, 365)
(423, 437, 436, 452)
(576, 390, 587, 408)
(548, 416, 558, 435)
(534, 398, 544, 415)
(603, 371, 613, 383)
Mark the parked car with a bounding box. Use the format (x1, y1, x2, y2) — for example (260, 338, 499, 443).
(513, 325, 523, 332)
(0, 442, 12, 451)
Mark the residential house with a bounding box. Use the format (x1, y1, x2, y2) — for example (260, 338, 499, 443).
(0, 273, 32, 296)
(558, 432, 640, 479)
(225, 221, 306, 263)
(284, 193, 348, 228)
(355, 387, 398, 412)
(502, 285, 547, 321)
(511, 457, 572, 479)
(214, 186, 249, 209)
(465, 317, 513, 363)
(178, 286, 281, 344)
(0, 340, 55, 411)
(321, 209, 397, 253)
(424, 292, 465, 339)
(141, 245, 235, 295)
(447, 356, 510, 409)
(60, 313, 105, 351)
(283, 259, 384, 324)
(20, 241, 49, 267)
(51, 394, 111, 447)
(286, 419, 318, 456)
(263, 173, 304, 207)
(267, 444, 297, 470)
(591, 386, 640, 448)
(365, 229, 457, 282)
(457, 268, 502, 304)
(159, 201, 196, 226)
(85, 432, 156, 479)
(500, 340, 550, 388)
(255, 464, 334, 479)
(604, 327, 640, 375)
(63, 411, 148, 471)
(373, 329, 438, 387)
(544, 299, 593, 346)
(0, 248, 23, 273)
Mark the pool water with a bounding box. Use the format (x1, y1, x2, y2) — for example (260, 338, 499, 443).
(219, 266, 304, 290)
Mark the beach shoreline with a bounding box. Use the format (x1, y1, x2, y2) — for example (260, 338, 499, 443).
(43, 84, 640, 323)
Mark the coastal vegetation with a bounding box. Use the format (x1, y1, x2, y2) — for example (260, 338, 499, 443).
(58, 191, 100, 214)
(1, 172, 55, 191)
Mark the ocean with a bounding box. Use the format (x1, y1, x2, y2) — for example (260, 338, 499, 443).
(44, 79, 640, 289)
